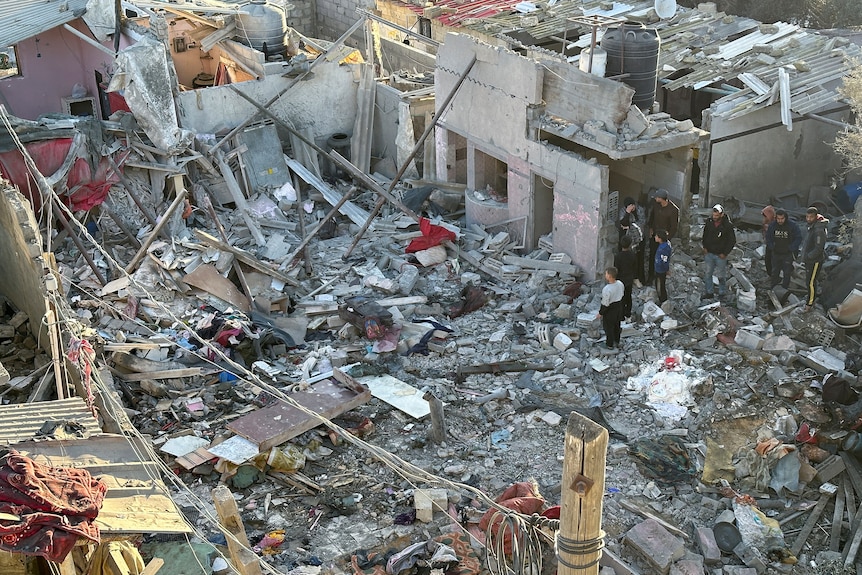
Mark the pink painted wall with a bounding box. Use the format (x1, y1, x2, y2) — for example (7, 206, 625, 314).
(0, 20, 131, 120)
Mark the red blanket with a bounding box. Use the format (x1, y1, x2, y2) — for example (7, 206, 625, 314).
(0, 450, 106, 561)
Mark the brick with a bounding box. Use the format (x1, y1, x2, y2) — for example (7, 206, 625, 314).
(694, 526, 721, 565)
(733, 542, 767, 574)
(624, 519, 685, 574)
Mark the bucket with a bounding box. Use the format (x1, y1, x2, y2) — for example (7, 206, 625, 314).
(843, 431, 862, 458)
(192, 72, 214, 88)
(578, 46, 607, 77)
(713, 522, 741, 553)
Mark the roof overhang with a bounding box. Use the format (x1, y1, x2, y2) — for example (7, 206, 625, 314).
(0, 0, 90, 47)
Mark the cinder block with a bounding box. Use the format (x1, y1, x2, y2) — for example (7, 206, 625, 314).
(733, 542, 767, 574)
(723, 567, 757, 575)
(626, 105, 650, 137)
(414, 488, 447, 523)
(624, 519, 685, 574)
(695, 526, 721, 564)
(734, 330, 764, 350)
(553, 332, 573, 351)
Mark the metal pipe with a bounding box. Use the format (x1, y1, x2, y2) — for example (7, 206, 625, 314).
(63, 24, 115, 57)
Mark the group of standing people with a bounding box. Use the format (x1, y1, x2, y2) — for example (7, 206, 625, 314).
(598, 189, 829, 349)
(600, 188, 678, 349)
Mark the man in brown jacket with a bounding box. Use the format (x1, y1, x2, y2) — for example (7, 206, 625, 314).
(646, 188, 679, 283)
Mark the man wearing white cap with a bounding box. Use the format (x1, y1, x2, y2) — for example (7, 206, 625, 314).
(701, 204, 736, 301)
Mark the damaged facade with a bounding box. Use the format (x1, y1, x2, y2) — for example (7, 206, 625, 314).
(1, 0, 862, 575)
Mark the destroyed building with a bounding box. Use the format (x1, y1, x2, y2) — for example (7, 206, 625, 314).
(1, 0, 862, 574)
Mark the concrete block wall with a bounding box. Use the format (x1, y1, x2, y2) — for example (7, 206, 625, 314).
(435, 33, 610, 276)
(177, 59, 358, 142)
(0, 183, 50, 352)
(288, 0, 317, 37)
(703, 104, 845, 208)
(315, 0, 375, 47)
(535, 53, 634, 132)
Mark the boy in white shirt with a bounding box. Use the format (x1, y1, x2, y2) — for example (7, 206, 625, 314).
(597, 266, 624, 349)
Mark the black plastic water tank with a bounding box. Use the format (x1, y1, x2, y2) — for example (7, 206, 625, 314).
(601, 23, 661, 111)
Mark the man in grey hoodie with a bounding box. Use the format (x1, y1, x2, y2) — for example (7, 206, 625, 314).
(801, 206, 827, 312)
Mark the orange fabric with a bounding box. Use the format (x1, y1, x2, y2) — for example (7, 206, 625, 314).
(478, 482, 545, 555)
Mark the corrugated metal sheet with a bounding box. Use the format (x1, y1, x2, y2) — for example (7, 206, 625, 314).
(434, 0, 859, 121)
(0, 0, 90, 47)
(0, 396, 101, 444)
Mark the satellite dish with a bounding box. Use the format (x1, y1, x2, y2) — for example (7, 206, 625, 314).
(654, 0, 677, 19)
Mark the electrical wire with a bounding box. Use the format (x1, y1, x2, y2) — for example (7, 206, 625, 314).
(0, 103, 559, 573)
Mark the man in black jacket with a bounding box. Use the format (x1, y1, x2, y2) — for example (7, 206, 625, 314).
(801, 206, 828, 312)
(701, 204, 736, 301)
(766, 209, 801, 289)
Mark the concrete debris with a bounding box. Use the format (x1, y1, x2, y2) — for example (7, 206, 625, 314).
(1, 10, 861, 575)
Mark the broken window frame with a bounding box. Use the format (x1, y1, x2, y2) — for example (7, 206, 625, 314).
(0, 45, 21, 79)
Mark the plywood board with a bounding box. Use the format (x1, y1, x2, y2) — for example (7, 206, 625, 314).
(227, 370, 371, 452)
(13, 434, 191, 534)
(357, 374, 430, 419)
(183, 263, 250, 312)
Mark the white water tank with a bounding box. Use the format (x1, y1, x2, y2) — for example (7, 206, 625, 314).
(236, 0, 288, 57)
(578, 46, 607, 77)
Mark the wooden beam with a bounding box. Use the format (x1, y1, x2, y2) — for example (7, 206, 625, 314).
(115, 368, 202, 382)
(193, 230, 302, 289)
(214, 153, 267, 247)
(212, 485, 262, 575)
(791, 490, 832, 557)
(423, 391, 446, 444)
(125, 189, 188, 274)
(141, 558, 165, 575)
(833, 479, 847, 552)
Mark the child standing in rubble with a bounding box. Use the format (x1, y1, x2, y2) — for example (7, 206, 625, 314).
(597, 266, 624, 349)
(614, 235, 636, 320)
(654, 229, 672, 304)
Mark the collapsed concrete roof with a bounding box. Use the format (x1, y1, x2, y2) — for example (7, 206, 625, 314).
(390, 0, 860, 124)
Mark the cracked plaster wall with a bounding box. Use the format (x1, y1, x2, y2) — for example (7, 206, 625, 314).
(435, 32, 611, 278)
(702, 104, 847, 210)
(175, 61, 359, 147)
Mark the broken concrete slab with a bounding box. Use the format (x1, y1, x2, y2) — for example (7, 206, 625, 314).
(625, 518, 686, 574)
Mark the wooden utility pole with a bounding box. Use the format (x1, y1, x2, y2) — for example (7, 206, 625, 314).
(558, 412, 608, 575)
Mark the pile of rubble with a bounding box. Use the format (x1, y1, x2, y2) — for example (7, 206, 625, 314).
(3, 108, 862, 575)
